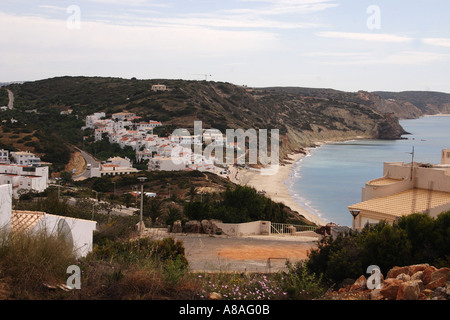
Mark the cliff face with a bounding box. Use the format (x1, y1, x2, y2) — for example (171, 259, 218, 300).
(255, 87, 408, 159)
(373, 91, 450, 117)
(358, 91, 423, 119)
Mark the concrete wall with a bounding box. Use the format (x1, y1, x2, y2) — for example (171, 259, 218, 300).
(428, 202, 450, 219)
(34, 214, 97, 258)
(383, 162, 450, 193)
(362, 179, 413, 202)
(214, 220, 270, 236)
(0, 184, 12, 232)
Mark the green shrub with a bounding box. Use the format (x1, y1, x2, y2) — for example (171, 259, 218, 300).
(90, 236, 188, 269)
(282, 261, 326, 300)
(306, 212, 450, 285)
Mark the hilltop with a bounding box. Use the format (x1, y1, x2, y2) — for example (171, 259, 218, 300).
(1, 76, 436, 172)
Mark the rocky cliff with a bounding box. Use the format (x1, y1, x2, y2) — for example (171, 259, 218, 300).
(374, 90, 450, 117)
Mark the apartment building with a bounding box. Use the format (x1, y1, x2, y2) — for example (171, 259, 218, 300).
(0, 163, 48, 198)
(348, 149, 450, 229)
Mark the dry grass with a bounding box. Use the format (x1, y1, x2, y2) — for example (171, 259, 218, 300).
(0, 229, 77, 299)
(65, 151, 86, 176)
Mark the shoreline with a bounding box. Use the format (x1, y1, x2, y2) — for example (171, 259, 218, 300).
(230, 151, 327, 226)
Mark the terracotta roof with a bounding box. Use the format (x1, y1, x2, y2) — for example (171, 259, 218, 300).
(11, 210, 44, 233)
(348, 188, 450, 218)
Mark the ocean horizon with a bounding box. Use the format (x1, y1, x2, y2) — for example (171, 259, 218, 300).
(286, 115, 450, 227)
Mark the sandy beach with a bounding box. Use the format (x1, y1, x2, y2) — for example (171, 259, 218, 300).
(230, 152, 326, 226)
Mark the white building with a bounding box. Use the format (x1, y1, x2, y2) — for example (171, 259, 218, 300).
(0, 184, 97, 258)
(148, 156, 188, 171)
(151, 84, 167, 91)
(10, 151, 41, 166)
(112, 111, 137, 122)
(0, 163, 48, 198)
(348, 149, 450, 229)
(84, 112, 106, 129)
(0, 149, 9, 164)
(169, 131, 202, 146)
(90, 156, 139, 177)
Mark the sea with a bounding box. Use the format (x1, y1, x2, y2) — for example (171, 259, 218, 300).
(286, 115, 450, 227)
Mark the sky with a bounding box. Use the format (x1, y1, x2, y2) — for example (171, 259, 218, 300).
(1, 0, 450, 93)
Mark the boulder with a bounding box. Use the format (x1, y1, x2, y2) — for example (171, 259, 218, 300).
(350, 275, 367, 291)
(430, 267, 450, 283)
(387, 266, 410, 279)
(422, 266, 438, 285)
(419, 289, 434, 300)
(171, 220, 183, 233)
(396, 280, 422, 300)
(201, 220, 213, 234)
(184, 220, 202, 233)
(380, 279, 402, 300)
(370, 289, 383, 300)
(426, 276, 447, 291)
(201, 219, 223, 235)
(209, 292, 222, 300)
(411, 271, 424, 281)
(408, 264, 429, 275)
(396, 273, 411, 282)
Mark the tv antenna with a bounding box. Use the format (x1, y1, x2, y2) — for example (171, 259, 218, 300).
(407, 146, 415, 181)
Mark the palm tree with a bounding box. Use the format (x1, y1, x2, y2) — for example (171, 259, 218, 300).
(143, 197, 164, 226)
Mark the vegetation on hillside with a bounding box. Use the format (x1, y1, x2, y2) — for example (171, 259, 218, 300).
(306, 212, 450, 287)
(183, 185, 291, 223)
(1, 76, 413, 173)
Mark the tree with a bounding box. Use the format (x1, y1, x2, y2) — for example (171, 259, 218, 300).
(98, 201, 118, 223)
(60, 171, 74, 184)
(165, 205, 182, 226)
(143, 197, 164, 226)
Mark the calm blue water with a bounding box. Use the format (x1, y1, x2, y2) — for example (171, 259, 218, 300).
(287, 116, 450, 227)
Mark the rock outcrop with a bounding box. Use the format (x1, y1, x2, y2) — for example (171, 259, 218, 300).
(328, 264, 449, 300)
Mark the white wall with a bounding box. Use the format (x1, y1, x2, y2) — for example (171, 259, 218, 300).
(214, 220, 270, 236)
(34, 214, 97, 258)
(362, 179, 413, 201)
(0, 184, 12, 232)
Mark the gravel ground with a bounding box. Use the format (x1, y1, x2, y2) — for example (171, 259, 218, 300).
(145, 228, 319, 273)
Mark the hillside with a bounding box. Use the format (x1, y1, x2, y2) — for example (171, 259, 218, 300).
(0, 76, 419, 172)
(373, 90, 450, 117)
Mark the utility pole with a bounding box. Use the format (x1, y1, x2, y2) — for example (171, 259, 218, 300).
(410, 146, 415, 181)
(138, 177, 147, 235)
(92, 190, 98, 220)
